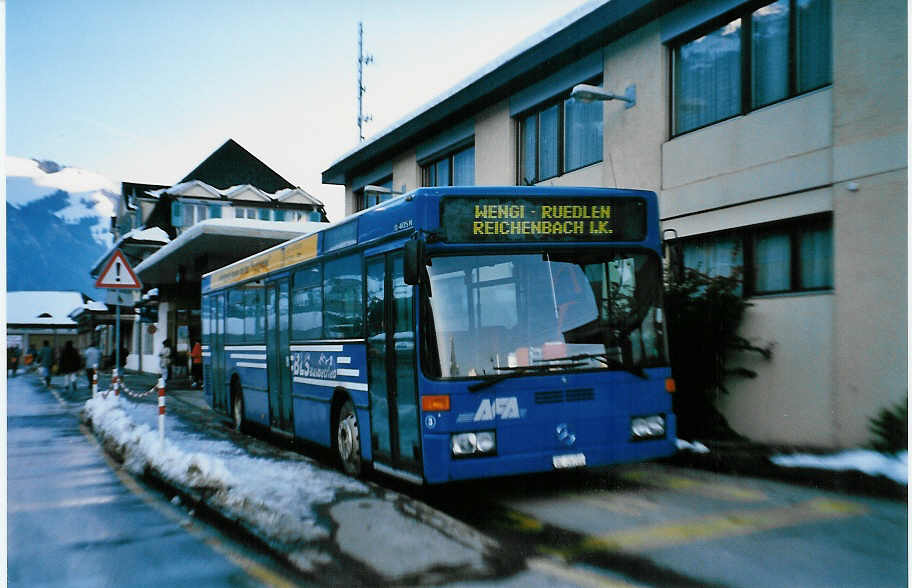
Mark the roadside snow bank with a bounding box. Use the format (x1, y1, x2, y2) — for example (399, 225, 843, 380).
(83, 393, 368, 543)
(677, 439, 710, 453)
(771, 449, 908, 485)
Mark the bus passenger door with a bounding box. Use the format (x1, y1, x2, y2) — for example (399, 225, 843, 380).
(366, 253, 419, 474)
(266, 278, 293, 433)
(211, 293, 227, 412)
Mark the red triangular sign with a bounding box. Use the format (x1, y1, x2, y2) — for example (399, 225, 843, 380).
(95, 249, 143, 289)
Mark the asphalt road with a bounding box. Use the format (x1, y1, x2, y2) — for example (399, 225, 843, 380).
(6, 373, 307, 588)
(424, 462, 908, 587)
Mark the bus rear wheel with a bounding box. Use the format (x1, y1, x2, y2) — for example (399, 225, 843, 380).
(335, 399, 362, 476)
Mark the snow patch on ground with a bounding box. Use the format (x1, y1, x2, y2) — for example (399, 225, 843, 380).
(676, 439, 710, 454)
(772, 449, 908, 485)
(83, 393, 368, 543)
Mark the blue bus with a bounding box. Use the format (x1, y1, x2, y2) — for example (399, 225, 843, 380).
(201, 187, 676, 484)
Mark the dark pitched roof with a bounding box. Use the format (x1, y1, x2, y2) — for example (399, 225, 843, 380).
(179, 139, 295, 193)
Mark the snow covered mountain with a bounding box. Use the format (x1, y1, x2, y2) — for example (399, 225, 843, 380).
(6, 156, 120, 295)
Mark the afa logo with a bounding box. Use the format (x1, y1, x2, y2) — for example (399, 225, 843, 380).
(473, 397, 520, 422)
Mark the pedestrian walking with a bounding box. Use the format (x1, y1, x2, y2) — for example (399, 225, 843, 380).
(8, 345, 21, 376)
(60, 341, 82, 391)
(190, 340, 203, 389)
(159, 339, 172, 383)
(37, 340, 54, 387)
(84, 341, 101, 389)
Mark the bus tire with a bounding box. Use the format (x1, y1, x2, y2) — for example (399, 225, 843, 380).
(335, 399, 362, 477)
(231, 388, 244, 433)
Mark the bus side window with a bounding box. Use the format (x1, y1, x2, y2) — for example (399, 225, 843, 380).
(293, 265, 323, 340)
(227, 289, 245, 344)
(324, 254, 363, 338)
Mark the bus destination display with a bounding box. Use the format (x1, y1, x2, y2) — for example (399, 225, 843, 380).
(440, 196, 647, 242)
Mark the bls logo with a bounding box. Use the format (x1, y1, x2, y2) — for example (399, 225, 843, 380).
(473, 397, 520, 422)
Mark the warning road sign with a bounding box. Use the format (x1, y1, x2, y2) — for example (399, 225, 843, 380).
(95, 249, 142, 289)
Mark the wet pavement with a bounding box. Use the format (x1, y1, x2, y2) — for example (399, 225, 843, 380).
(6, 373, 276, 587)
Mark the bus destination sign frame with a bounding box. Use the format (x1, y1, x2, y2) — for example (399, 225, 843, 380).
(440, 196, 647, 243)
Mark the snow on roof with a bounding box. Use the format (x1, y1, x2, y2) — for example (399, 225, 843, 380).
(220, 184, 270, 200)
(146, 179, 322, 204)
(7, 291, 84, 326)
(274, 187, 323, 206)
(134, 218, 324, 276)
(90, 226, 171, 274)
(127, 226, 170, 243)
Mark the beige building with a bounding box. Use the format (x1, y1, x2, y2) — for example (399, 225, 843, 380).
(323, 0, 907, 448)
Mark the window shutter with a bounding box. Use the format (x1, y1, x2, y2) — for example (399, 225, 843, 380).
(170, 200, 183, 226)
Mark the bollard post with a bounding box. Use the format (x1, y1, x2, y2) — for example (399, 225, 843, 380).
(112, 368, 120, 396)
(158, 377, 166, 444)
(92, 370, 98, 398)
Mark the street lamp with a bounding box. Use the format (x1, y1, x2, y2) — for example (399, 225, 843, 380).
(570, 83, 636, 109)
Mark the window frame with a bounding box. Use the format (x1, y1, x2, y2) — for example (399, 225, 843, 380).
(674, 213, 834, 297)
(421, 142, 475, 187)
(670, 0, 832, 137)
(515, 76, 603, 185)
(356, 177, 394, 212)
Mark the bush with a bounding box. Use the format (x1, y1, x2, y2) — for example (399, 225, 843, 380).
(868, 398, 908, 453)
(664, 267, 772, 440)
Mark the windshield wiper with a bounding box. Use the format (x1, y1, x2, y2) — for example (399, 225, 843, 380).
(535, 353, 648, 379)
(467, 362, 585, 392)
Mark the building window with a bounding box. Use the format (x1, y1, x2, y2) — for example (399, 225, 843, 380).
(422, 144, 475, 187)
(235, 206, 282, 220)
(672, 0, 832, 135)
(677, 214, 833, 296)
(182, 202, 210, 228)
(356, 177, 393, 211)
(518, 83, 603, 185)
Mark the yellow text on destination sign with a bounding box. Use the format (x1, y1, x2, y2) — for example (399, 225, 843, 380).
(471, 203, 613, 236)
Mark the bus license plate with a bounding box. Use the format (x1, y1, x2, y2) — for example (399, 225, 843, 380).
(552, 453, 586, 469)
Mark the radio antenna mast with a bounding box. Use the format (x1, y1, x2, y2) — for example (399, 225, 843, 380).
(357, 22, 373, 142)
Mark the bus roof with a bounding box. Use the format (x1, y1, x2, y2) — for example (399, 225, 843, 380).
(202, 186, 659, 292)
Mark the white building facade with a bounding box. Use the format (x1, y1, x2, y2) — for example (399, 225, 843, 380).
(323, 0, 907, 448)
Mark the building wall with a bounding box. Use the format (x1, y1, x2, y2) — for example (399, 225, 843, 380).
(829, 0, 907, 446)
(335, 0, 906, 448)
(475, 100, 516, 186)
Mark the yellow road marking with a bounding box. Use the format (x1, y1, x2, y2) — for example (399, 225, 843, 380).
(572, 492, 659, 515)
(621, 468, 768, 502)
(582, 498, 868, 553)
(527, 557, 645, 588)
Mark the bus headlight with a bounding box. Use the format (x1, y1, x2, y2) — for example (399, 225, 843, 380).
(631, 415, 666, 440)
(451, 431, 496, 457)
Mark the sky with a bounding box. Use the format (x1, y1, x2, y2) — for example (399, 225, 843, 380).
(6, 0, 595, 222)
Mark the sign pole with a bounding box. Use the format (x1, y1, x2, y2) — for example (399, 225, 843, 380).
(115, 296, 121, 373)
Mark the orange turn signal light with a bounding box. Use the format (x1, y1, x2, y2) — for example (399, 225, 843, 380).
(422, 394, 451, 412)
(665, 378, 676, 393)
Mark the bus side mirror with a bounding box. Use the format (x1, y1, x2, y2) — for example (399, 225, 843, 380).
(404, 239, 424, 285)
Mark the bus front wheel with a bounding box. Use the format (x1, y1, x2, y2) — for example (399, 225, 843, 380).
(335, 399, 362, 476)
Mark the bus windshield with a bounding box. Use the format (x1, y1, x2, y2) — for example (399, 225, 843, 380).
(423, 250, 668, 379)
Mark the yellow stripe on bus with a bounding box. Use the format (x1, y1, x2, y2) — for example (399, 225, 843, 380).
(209, 234, 318, 289)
